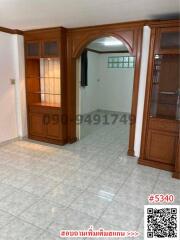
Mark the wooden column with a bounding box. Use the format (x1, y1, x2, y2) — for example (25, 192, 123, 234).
(173, 127, 180, 179)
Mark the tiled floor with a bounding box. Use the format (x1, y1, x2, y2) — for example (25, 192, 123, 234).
(0, 113, 180, 239)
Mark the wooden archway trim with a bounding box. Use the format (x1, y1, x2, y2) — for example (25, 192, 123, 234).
(72, 31, 134, 58)
(66, 22, 143, 156)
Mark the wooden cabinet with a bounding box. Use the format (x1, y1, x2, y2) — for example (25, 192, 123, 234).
(139, 20, 180, 179)
(24, 28, 67, 145)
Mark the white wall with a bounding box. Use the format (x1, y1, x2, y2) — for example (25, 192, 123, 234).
(80, 51, 100, 115)
(99, 53, 134, 113)
(0, 32, 27, 143)
(80, 52, 134, 115)
(0, 32, 18, 143)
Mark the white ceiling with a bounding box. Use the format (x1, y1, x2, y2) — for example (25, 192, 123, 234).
(88, 37, 128, 52)
(0, 0, 179, 30)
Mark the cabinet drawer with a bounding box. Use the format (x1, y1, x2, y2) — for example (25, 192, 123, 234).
(149, 118, 179, 133)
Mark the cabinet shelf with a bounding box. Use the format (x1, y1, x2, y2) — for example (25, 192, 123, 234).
(150, 115, 178, 120)
(29, 102, 61, 108)
(151, 101, 177, 106)
(27, 77, 60, 79)
(28, 92, 61, 96)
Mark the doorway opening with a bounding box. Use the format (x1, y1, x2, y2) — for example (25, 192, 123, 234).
(76, 36, 135, 153)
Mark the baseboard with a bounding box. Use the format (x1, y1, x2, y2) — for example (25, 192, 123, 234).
(29, 135, 67, 146)
(81, 109, 130, 116)
(0, 137, 21, 146)
(138, 158, 174, 172)
(97, 109, 130, 115)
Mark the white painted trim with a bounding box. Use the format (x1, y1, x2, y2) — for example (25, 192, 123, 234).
(134, 26, 151, 157)
(76, 57, 81, 140)
(13, 34, 27, 138)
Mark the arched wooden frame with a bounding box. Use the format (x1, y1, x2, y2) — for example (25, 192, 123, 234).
(73, 32, 133, 58)
(66, 22, 143, 156)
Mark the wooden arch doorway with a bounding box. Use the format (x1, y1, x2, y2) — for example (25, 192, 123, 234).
(66, 22, 143, 156)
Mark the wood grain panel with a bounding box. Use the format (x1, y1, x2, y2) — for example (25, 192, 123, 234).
(146, 129, 177, 164)
(149, 118, 179, 133)
(29, 113, 45, 137)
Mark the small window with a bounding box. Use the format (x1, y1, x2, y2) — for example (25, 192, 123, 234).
(108, 56, 135, 68)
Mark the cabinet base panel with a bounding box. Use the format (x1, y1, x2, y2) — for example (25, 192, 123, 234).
(138, 158, 174, 172)
(29, 135, 67, 146)
(68, 137, 77, 144)
(173, 172, 180, 179)
(127, 148, 135, 157)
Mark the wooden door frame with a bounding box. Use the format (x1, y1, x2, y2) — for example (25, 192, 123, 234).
(66, 21, 144, 156)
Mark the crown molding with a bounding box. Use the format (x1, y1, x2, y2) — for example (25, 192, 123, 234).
(0, 19, 179, 35)
(0, 27, 23, 35)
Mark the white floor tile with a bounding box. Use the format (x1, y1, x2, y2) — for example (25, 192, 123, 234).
(0, 111, 178, 239)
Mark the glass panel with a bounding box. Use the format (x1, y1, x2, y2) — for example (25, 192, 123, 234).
(27, 58, 61, 107)
(44, 41, 59, 56)
(124, 57, 129, 62)
(40, 58, 61, 106)
(129, 57, 134, 62)
(107, 56, 135, 68)
(123, 62, 128, 68)
(129, 62, 134, 68)
(160, 32, 180, 49)
(150, 54, 180, 120)
(27, 42, 39, 57)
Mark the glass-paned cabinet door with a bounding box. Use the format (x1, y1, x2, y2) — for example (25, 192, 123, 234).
(156, 27, 180, 54)
(27, 58, 61, 108)
(26, 41, 40, 58)
(42, 40, 59, 57)
(150, 54, 180, 120)
(161, 32, 180, 49)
